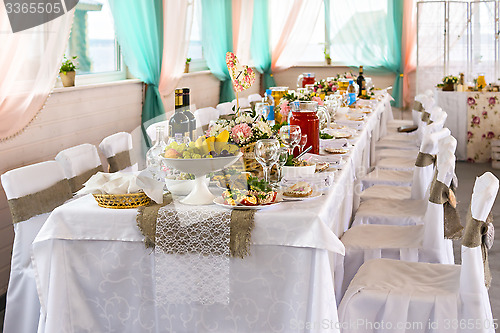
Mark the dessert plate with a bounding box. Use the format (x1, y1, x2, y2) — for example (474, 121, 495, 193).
(213, 197, 281, 210)
(281, 191, 323, 201)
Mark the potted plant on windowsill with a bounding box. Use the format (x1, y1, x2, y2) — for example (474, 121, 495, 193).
(59, 56, 78, 87)
(324, 51, 331, 65)
(442, 75, 458, 91)
(185, 58, 191, 73)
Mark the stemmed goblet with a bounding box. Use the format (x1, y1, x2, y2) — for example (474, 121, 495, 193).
(276, 147, 288, 182)
(279, 125, 301, 156)
(254, 139, 280, 184)
(299, 134, 308, 153)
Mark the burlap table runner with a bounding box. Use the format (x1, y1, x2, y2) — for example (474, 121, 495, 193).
(137, 195, 255, 258)
(107, 150, 132, 173)
(7, 179, 72, 224)
(428, 177, 463, 240)
(462, 205, 494, 288)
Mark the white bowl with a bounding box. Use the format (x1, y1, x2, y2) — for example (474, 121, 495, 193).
(282, 164, 316, 178)
(165, 177, 209, 196)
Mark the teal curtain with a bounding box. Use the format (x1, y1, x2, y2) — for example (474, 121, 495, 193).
(109, 0, 164, 146)
(201, 0, 235, 103)
(250, 0, 276, 90)
(326, 0, 403, 106)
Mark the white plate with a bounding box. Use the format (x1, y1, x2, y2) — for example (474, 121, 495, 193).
(281, 191, 323, 201)
(213, 197, 281, 210)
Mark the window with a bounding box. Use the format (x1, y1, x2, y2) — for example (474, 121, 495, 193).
(65, 0, 125, 82)
(186, 0, 207, 72)
(299, 4, 326, 63)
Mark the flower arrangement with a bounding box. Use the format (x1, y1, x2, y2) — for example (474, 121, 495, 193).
(60, 56, 78, 74)
(206, 112, 272, 147)
(332, 71, 356, 81)
(313, 79, 338, 94)
(442, 75, 459, 85)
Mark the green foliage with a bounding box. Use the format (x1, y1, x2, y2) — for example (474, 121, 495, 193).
(442, 75, 458, 84)
(186, 58, 192, 64)
(60, 56, 78, 74)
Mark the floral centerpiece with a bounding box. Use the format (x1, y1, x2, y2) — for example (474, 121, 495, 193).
(275, 91, 324, 123)
(313, 79, 338, 95)
(207, 111, 273, 174)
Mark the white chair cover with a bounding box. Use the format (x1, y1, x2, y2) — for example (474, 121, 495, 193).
(247, 93, 262, 103)
(216, 102, 234, 116)
(146, 120, 169, 143)
(338, 172, 497, 333)
(231, 97, 251, 109)
(1, 161, 69, 333)
(99, 132, 138, 173)
(55, 143, 102, 192)
(194, 107, 219, 130)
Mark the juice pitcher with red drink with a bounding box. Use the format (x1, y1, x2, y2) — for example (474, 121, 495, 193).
(296, 73, 315, 88)
(289, 101, 330, 155)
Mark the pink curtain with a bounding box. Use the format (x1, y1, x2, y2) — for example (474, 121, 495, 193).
(158, 0, 193, 96)
(402, 0, 417, 108)
(0, 7, 74, 141)
(270, 0, 322, 72)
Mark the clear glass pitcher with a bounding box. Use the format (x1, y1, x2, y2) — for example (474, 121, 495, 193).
(296, 73, 315, 88)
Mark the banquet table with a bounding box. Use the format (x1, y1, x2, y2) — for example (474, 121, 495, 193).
(435, 89, 500, 162)
(31, 94, 393, 333)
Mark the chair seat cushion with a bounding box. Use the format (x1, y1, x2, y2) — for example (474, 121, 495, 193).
(352, 198, 426, 226)
(342, 224, 423, 250)
(376, 157, 416, 171)
(360, 169, 413, 189)
(375, 140, 418, 150)
(360, 185, 411, 201)
(375, 148, 419, 161)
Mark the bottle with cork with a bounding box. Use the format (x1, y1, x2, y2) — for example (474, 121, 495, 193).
(169, 89, 190, 143)
(182, 88, 197, 140)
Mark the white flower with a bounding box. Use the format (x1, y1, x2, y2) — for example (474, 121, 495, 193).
(234, 114, 253, 124)
(207, 121, 230, 137)
(254, 120, 272, 137)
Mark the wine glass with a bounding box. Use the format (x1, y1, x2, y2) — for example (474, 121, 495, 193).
(299, 134, 308, 153)
(279, 125, 301, 156)
(255, 102, 270, 121)
(254, 139, 280, 184)
(276, 147, 288, 182)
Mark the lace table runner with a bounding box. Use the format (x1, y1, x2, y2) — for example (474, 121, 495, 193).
(154, 204, 232, 305)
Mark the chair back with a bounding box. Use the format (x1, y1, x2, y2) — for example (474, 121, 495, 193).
(231, 97, 251, 109)
(216, 102, 234, 116)
(247, 93, 262, 103)
(99, 132, 138, 173)
(55, 143, 103, 193)
(194, 107, 219, 132)
(1, 160, 72, 333)
(146, 120, 169, 143)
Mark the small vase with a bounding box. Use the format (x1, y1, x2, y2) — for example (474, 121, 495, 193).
(60, 71, 76, 87)
(326, 58, 331, 65)
(442, 82, 455, 91)
(184, 63, 190, 73)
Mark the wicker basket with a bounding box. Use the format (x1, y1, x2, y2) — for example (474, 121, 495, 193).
(93, 192, 151, 209)
(240, 142, 262, 176)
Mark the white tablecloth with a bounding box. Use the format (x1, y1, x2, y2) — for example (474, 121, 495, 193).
(31, 94, 393, 333)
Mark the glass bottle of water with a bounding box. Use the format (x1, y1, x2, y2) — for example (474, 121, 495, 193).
(146, 126, 167, 181)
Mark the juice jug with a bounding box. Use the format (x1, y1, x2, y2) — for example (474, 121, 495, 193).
(297, 73, 316, 88)
(289, 101, 330, 155)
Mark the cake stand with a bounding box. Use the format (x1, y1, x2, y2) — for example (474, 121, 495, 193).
(161, 153, 242, 205)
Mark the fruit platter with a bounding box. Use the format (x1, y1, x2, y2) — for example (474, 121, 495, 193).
(161, 130, 242, 205)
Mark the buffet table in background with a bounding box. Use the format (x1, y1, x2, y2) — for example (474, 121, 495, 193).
(435, 90, 500, 162)
(31, 95, 392, 333)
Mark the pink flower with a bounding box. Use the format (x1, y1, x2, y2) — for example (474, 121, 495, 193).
(467, 131, 473, 140)
(472, 116, 480, 125)
(312, 96, 324, 106)
(280, 100, 291, 118)
(467, 97, 476, 106)
(489, 97, 496, 106)
(231, 123, 252, 144)
(488, 131, 495, 139)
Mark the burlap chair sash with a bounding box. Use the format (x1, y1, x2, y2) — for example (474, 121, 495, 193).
(137, 195, 255, 258)
(462, 206, 494, 288)
(7, 179, 72, 224)
(421, 111, 431, 124)
(68, 165, 104, 193)
(413, 101, 423, 112)
(415, 152, 436, 167)
(107, 150, 132, 173)
(429, 178, 463, 240)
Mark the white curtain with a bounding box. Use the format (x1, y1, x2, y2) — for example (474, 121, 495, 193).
(270, 0, 322, 72)
(0, 4, 74, 141)
(158, 0, 193, 96)
(232, 0, 254, 65)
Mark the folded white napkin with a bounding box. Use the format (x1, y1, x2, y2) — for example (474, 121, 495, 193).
(77, 171, 164, 204)
(335, 120, 364, 130)
(320, 138, 349, 149)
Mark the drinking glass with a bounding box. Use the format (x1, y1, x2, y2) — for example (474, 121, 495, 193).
(279, 125, 302, 156)
(276, 147, 288, 182)
(254, 139, 280, 183)
(255, 102, 270, 121)
(299, 134, 308, 153)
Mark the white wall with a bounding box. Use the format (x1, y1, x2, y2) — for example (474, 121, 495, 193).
(0, 80, 143, 294)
